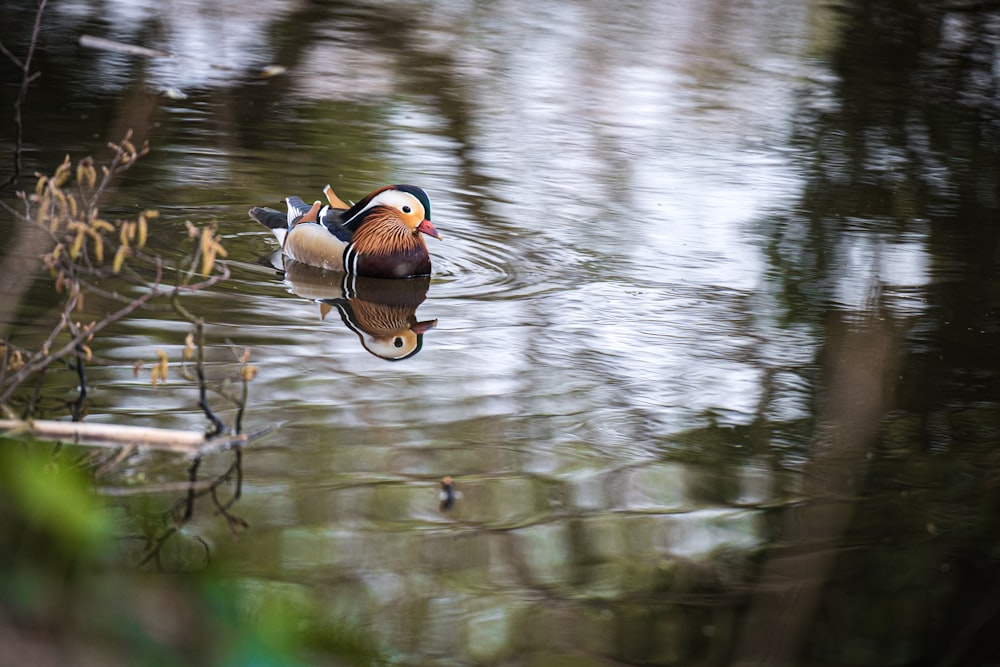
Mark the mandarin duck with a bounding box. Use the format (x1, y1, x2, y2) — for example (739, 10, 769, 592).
(283, 260, 437, 361)
(249, 184, 441, 278)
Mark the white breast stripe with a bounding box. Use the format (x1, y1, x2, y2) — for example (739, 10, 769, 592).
(344, 246, 360, 275)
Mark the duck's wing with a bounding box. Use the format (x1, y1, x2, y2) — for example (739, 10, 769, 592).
(285, 196, 321, 224)
(318, 205, 354, 242)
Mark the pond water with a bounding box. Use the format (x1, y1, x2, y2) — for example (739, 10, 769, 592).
(2, 0, 1000, 665)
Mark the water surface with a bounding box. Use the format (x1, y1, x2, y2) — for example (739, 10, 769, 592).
(2, 0, 1000, 664)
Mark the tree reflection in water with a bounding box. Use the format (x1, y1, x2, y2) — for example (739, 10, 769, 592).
(738, 1, 1000, 664)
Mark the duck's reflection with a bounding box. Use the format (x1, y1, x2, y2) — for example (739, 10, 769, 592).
(281, 259, 437, 361)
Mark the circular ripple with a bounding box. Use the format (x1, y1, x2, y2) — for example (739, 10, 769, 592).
(429, 224, 579, 301)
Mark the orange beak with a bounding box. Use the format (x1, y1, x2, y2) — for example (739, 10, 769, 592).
(411, 318, 438, 334)
(417, 219, 442, 240)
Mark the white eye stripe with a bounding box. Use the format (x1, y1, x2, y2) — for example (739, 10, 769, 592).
(344, 191, 423, 224)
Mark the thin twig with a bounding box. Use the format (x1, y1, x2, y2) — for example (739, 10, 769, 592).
(24, 365, 47, 419)
(0, 0, 48, 190)
(89, 130, 147, 217)
(212, 449, 244, 515)
(233, 346, 253, 434)
(208, 452, 248, 533)
(171, 295, 225, 437)
(91, 442, 136, 478)
(137, 526, 176, 569)
(70, 343, 88, 422)
(0, 257, 163, 404)
(179, 456, 202, 521)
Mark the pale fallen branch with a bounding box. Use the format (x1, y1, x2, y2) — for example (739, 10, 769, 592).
(1, 418, 203, 453)
(0, 419, 276, 458)
(78, 34, 286, 77)
(79, 35, 175, 61)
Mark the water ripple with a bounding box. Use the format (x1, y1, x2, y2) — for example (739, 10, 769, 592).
(430, 225, 555, 301)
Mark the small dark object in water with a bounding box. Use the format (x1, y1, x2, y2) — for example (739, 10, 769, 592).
(439, 476, 456, 511)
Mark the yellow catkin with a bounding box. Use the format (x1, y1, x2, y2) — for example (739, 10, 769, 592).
(52, 156, 71, 187)
(200, 251, 214, 276)
(151, 349, 169, 386)
(199, 228, 216, 275)
(70, 230, 85, 259)
(155, 349, 169, 385)
(8, 350, 24, 371)
(91, 218, 114, 233)
(38, 198, 51, 229)
(52, 188, 68, 214)
(92, 235, 104, 263)
(112, 245, 128, 274)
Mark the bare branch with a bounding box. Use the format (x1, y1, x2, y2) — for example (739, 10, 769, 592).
(0, 0, 49, 190)
(0, 257, 164, 404)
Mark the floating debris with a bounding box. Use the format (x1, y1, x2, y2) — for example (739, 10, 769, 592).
(260, 65, 287, 78)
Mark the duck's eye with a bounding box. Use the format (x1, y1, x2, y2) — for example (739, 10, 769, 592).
(393, 337, 404, 348)
(401, 205, 412, 213)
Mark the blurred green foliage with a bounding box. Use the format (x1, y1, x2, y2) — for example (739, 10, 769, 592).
(0, 438, 382, 666)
